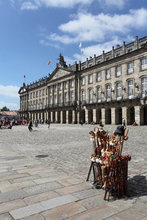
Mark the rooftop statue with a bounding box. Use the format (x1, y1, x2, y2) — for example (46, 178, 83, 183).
(58, 53, 67, 68)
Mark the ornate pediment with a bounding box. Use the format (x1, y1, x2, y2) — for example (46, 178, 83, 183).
(50, 67, 72, 81)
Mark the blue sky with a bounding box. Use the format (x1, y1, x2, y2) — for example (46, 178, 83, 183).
(0, 0, 147, 110)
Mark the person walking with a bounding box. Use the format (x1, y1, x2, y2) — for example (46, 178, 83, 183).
(48, 119, 51, 129)
(28, 120, 33, 131)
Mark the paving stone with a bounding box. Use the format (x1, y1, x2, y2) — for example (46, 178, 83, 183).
(33, 176, 67, 184)
(19, 214, 45, 220)
(111, 207, 147, 220)
(10, 175, 40, 184)
(67, 205, 118, 220)
(10, 194, 78, 219)
(107, 198, 136, 212)
(77, 193, 106, 210)
(0, 171, 17, 178)
(57, 177, 84, 186)
(0, 190, 28, 203)
(55, 182, 91, 195)
(0, 213, 14, 220)
(72, 188, 100, 200)
(10, 202, 44, 219)
(42, 202, 86, 220)
(0, 173, 30, 182)
(140, 216, 147, 220)
(23, 181, 63, 196)
(0, 199, 26, 214)
(23, 191, 59, 205)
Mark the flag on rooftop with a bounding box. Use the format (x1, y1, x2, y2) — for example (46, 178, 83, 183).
(79, 42, 82, 48)
(48, 60, 51, 65)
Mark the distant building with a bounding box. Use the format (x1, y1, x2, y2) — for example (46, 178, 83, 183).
(0, 111, 19, 120)
(19, 36, 147, 125)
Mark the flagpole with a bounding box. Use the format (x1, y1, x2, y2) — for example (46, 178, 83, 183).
(24, 75, 26, 85)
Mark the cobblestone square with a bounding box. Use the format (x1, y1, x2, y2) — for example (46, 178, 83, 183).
(0, 124, 146, 220)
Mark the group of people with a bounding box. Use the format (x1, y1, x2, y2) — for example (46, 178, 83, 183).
(27, 119, 51, 132)
(0, 119, 13, 129)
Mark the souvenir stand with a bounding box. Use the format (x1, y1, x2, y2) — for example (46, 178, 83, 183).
(86, 125, 131, 201)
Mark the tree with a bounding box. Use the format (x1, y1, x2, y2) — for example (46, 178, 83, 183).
(0, 106, 10, 111)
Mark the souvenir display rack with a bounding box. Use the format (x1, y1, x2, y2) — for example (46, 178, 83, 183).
(86, 126, 131, 201)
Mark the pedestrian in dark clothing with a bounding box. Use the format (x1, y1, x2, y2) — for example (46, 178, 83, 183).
(28, 121, 33, 131)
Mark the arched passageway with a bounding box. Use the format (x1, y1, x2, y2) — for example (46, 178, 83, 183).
(80, 110, 85, 123)
(88, 109, 93, 124)
(96, 109, 101, 124)
(127, 107, 135, 125)
(140, 105, 147, 125)
(115, 108, 122, 125)
(68, 110, 72, 124)
(105, 108, 111, 124)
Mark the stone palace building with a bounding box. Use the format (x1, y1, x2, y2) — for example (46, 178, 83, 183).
(19, 36, 147, 125)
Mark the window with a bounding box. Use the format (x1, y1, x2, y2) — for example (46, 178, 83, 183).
(58, 83, 62, 91)
(81, 90, 86, 102)
(96, 72, 102, 82)
(89, 88, 93, 103)
(141, 77, 147, 94)
(116, 82, 122, 99)
(127, 62, 134, 74)
(54, 85, 57, 92)
(141, 57, 147, 70)
(64, 92, 68, 102)
(115, 66, 121, 77)
(88, 74, 93, 84)
(33, 92, 35, 98)
(106, 69, 111, 80)
(106, 85, 111, 99)
(54, 95, 57, 104)
(97, 87, 102, 101)
(128, 80, 134, 98)
(69, 91, 74, 102)
(36, 91, 38, 98)
(42, 89, 45, 96)
(81, 77, 85, 85)
(39, 90, 42, 97)
(59, 94, 62, 104)
(64, 81, 68, 89)
(70, 80, 74, 88)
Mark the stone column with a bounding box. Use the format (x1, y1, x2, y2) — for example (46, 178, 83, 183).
(77, 112, 80, 124)
(93, 109, 96, 122)
(111, 107, 116, 125)
(135, 106, 141, 125)
(50, 112, 53, 122)
(72, 110, 76, 124)
(101, 108, 105, 125)
(66, 111, 69, 124)
(122, 107, 127, 125)
(85, 108, 88, 123)
(60, 111, 63, 124)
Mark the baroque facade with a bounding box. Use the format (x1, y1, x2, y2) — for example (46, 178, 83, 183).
(19, 36, 147, 125)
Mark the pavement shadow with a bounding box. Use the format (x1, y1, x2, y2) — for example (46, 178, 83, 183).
(127, 175, 147, 198)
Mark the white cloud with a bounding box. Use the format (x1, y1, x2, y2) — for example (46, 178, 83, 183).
(98, 0, 126, 9)
(47, 8, 147, 44)
(73, 37, 123, 61)
(0, 101, 19, 110)
(39, 39, 62, 49)
(21, 1, 38, 10)
(0, 85, 19, 98)
(20, 0, 93, 10)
